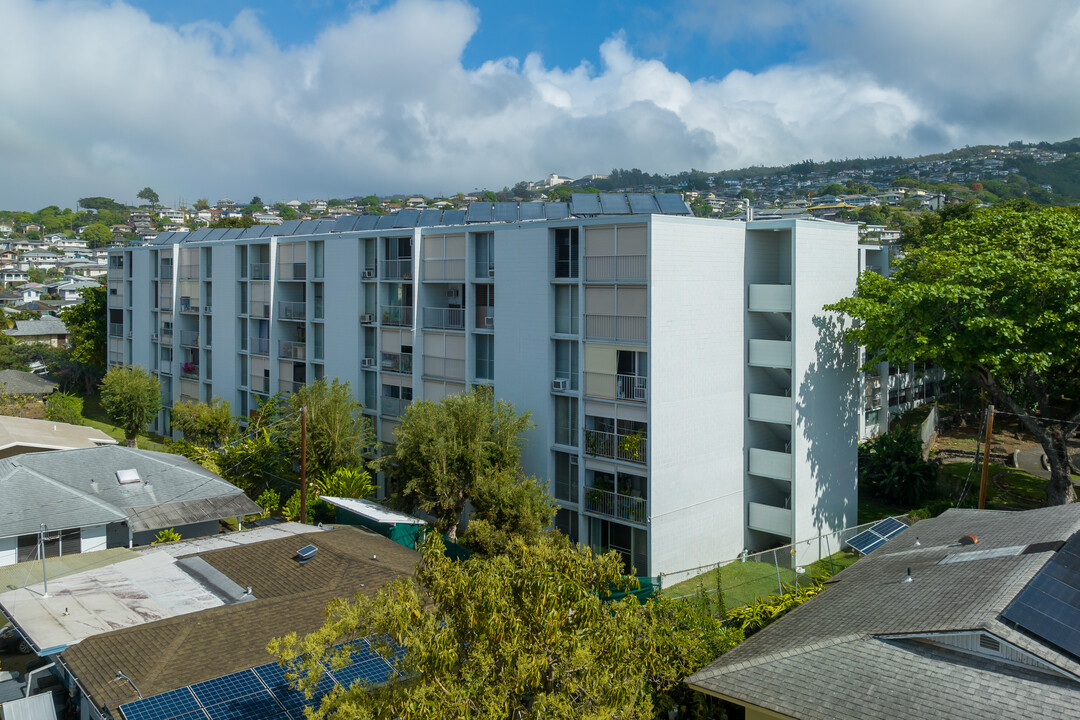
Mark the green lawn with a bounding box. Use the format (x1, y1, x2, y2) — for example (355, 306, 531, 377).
(75, 391, 169, 452)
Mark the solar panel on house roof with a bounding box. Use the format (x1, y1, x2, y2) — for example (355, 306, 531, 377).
(240, 225, 271, 238)
(297, 544, 317, 561)
(151, 232, 175, 245)
(1001, 531, 1080, 660)
(187, 229, 213, 243)
(203, 229, 228, 243)
(571, 193, 602, 215)
(599, 193, 631, 214)
(846, 516, 908, 555)
(332, 216, 358, 232)
(466, 203, 493, 223)
(627, 193, 660, 214)
(120, 688, 201, 720)
(655, 193, 691, 215)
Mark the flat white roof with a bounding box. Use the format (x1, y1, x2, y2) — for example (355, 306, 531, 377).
(135, 521, 324, 558)
(320, 496, 427, 525)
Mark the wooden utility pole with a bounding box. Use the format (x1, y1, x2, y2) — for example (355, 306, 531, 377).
(300, 405, 308, 523)
(978, 405, 995, 509)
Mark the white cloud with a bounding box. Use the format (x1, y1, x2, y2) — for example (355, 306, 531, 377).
(1, 0, 1078, 208)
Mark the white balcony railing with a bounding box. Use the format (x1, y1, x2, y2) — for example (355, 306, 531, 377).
(748, 448, 792, 481)
(585, 487, 648, 524)
(617, 374, 648, 402)
(748, 393, 792, 424)
(583, 429, 648, 465)
(423, 355, 466, 380)
(279, 301, 306, 320)
(584, 314, 647, 343)
(381, 259, 413, 280)
(382, 305, 414, 327)
(423, 306, 465, 330)
(179, 330, 199, 347)
(748, 284, 792, 313)
(748, 339, 792, 368)
(583, 254, 647, 283)
(747, 501, 792, 536)
(381, 395, 412, 417)
(250, 337, 270, 356)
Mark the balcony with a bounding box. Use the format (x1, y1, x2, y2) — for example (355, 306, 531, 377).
(748, 393, 792, 424)
(748, 284, 792, 313)
(109, 323, 124, 338)
(362, 264, 377, 280)
(584, 314, 646, 343)
(160, 299, 173, 312)
(159, 327, 173, 342)
(158, 361, 172, 376)
(251, 263, 270, 280)
(249, 302, 271, 319)
(585, 487, 647, 524)
(249, 376, 270, 394)
(178, 264, 199, 280)
(279, 301, 306, 321)
(279, 340, 306, 360)
(381, 396, 412, 417)
(381, 259, 413, 280)
(278, 262, 306, 281)
(382, 305, 413, 327)
(748, 339, 792, 368)
(749, 448, 792, 481)
(423, 354, 465, 380)
(381, 351, 413, 374)
(584, 254, 647, 283)
(617, 374, 647, 402)
(250, 337, 270, 356)
(180, 363, 199, 380)
(279, 379, 305, 396)
(423, 307, 465, 330)
(313, 297, 324, 319)
(747, 501, 791, 537)
(159, 261, 173, 277)
(424, 258, 466, 282)
(179, 297, 199, 314)
(583, 429, 648, 465)
(179, 330, 199, 347)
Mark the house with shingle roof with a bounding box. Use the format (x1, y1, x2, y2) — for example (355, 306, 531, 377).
(686, 505, 1080, 719)
(4, 316, 69, 346)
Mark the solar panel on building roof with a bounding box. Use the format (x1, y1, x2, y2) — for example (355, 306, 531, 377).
(253, 661, 335, 711)
(151, 232, 175, 245)
(655, 194, 691, 215)
(493, 202, 518, 222)
(392, 210, 420, 228)
(627, 194, 660, 214)
(332, 216, 358, 232)
(544, 202, 569, 219)
(353, 216, 378, 231)
(314, 220, 338, 233)
(240, 225, 270, 238)
(292, 221, 317, 235)
(374, 215, 395, 229)
(571, 193, 602, 215)
(275, 221, 302, 235)
(599, 193, 631, 214)
(187, 229, 212, 243)
(466, 203, 493, 223)
(203, 229, 228, 243)
(121, 688, 201, 720)
(417, 209, 443, 227)
(518, 203, 544, 220)
(220, 228, 245, 239)
(441, 209, 467, 225)
(846, 516, 908, 555)
(1002, 531, 1080, 660)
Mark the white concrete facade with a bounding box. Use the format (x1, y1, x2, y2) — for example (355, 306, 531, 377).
(108, 215, 861, 578)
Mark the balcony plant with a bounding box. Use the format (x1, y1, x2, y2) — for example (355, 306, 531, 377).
(181, 361, 196, 374)
(618, 432, 645, 462)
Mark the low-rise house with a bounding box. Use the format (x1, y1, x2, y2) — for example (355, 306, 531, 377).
(0, 270, 28, 285)
(0, 444, 260, 566)
(46, 276, 99, 302)
(4, 316, 69, 346)
(0, 370, 61, 399)
(687, 505, 1080, 719)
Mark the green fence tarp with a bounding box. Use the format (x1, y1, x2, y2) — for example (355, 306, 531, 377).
(334, 507, 470, 560)
(604, 576, 661, 604)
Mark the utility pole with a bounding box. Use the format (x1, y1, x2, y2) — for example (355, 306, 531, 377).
(299, 406, 308, 523)
(40, 523, 48, 597)
(978, 405, 995, 509)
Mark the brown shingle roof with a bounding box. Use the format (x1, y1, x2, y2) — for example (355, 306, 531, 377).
(61, 527, 419, 712)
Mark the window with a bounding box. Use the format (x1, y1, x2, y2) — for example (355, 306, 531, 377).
(16, 528, 80, 562)
(555, 396, 578, 447)
(475, 335, 494, 380)
(554, 228, 578, 278)
(554, 452, 578, 503)
(554, 340, 579, 390)
(474, 232, 494, 277)
(554, 508, 579, 542)
(554, 285, 579, 334)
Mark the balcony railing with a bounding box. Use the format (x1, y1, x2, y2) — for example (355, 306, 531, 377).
(617, 374, 648, 402)
(583, 429, 648, 465)
(381, 259, 413, 280)
(423, 355, 465, 380)
(748, 284, 792, 313)
(108, 292, 123, 308)
(748, 393, 792, 424)
(180, 364, 199, 380)
(251, 263, 270, 280)
(381, 351, 413, 374)
(250, 337, 270, 356)
(748, 448, 792, 481)
(423, 306, 465, 330)
(278, 262, 306, 281)
(249, 302, 271, 319)
(279, 379, 305, 396)
(249, 376, 270, 394)
(585, 487, 647, 524)
(584, 314, 646, 343)
(423, 258, 466, 281)
(178, 264, 199, 280)
(279, 340, 306, 360)
(381, 395, 412, 417)
(179, 330, 199, 347)
(584, 254, 647, 283)
(159, 327, 173, 342)
(109, 323, 124, 338)
(747, 501, 791, 537)
(279, 301, 306, 320)
(179, 297, 199, 313)
(159, 261, 173, 277)
(160, 299, 173, 311)
(382, 305, 414, 327)
(748, 339, 792, 369)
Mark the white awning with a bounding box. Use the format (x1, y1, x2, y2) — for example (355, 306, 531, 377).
(320, 497, 427, 525)
(2, 692, 57, 720)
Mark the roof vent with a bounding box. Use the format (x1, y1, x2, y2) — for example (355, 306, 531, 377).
(296, 544, 317, 563)
(979, 634, 1001, 652)
(116, 468, 140, 485)
(959, 534, 978, 545)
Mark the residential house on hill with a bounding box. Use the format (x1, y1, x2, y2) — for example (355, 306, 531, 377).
(0, 370, 60, 399)
(4, 316, 69, 345)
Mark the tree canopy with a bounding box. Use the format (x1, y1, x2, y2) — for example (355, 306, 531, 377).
(379, 387, 533, 540)
(61, 285, 107, 372)
(827, 206, 1080, 503)
(99, 365, 161, 445)
(81, 222, 113, 249)
(136, 186, 160, 207)
(286, 378, 375, 479)
(170, 397, 239, 447)
(268, 532, 741, 720)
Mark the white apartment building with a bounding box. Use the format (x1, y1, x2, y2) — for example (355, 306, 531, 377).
(107, 196, 861, 578)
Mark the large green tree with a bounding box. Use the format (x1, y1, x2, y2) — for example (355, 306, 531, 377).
(81, 222, 113, 249)
(286, 378, 375, 479)
(99, 365, 161, 446)
(61, 285, 107, 372)
(136, 186, 160, 207)
(170, 397, 239, 447)
(379, 387, 533, 540)
(827, 206, 1080, 504)
(459, 469, 557, 557)
(268, 532, 741, 720)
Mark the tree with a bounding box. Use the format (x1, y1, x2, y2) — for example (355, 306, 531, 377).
(286, 379, 375, 479)
(193, 198, 210, 211)
(827, 207, 1080, 504)
(44, 392, 83, 425)
(170, 397, 239, 446)
(136, 187, 160, 207)
(268, 532, 742, 720)
(61, 285, 107, 372)
(858, 428, 939, 506)
(459, 469, 557, 557)
(690, 196, 712, 217)
(249, 196, 263, 207)
(379, 387, 532, 540)
(99, 365, 161, 446)
(81, 222, 113, 249)
(78, 197, 126, 215)
(209, 216, 256, 228)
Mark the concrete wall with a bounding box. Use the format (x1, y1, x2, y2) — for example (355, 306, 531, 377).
(80, 524, 107, 554)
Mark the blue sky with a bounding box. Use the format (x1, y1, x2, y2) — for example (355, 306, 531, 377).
(2, 0, 1080, 208)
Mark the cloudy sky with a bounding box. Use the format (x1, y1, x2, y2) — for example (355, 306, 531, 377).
(3, 0, 1080, 209)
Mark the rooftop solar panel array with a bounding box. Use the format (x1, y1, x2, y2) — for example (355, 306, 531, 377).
(1001, 531, 1080, 660)
(570, 193, 602, 215)
(119, 639, 400, 720)
(846, 516, 908, 555)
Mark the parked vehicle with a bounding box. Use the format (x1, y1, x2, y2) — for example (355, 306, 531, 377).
(0, 624, 31, 655)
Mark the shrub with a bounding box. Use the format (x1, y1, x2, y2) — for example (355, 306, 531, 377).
(859, 427, 940, 506)
(45, 391, 83, 425)
(152, 528, 182, 544)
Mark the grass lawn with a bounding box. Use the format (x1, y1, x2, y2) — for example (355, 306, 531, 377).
(74, 390, 169, 452)
(937, 462, 1047, 511)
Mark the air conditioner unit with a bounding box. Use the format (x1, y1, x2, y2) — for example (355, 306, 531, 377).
(362, 268, 376, 279)
(446, 288, 460, 299)
(487, 267, 495, 278)
(361, 357, 377, 369)
(360, 313, 375, 323)
(552, 378, 568, 392)
(484, 316, 494, 329)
